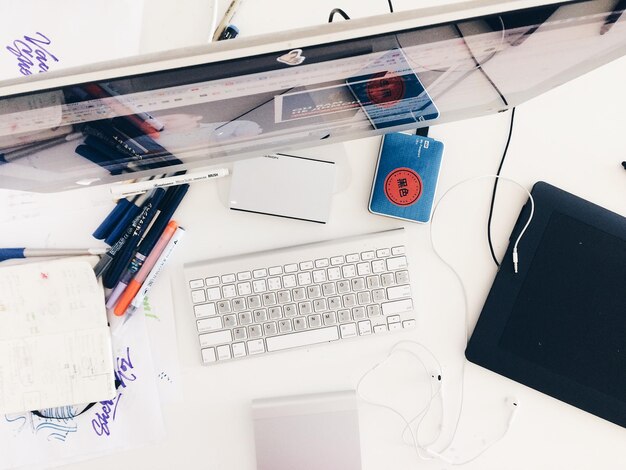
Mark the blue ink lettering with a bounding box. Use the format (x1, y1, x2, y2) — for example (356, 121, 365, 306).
(6, 32, 58, 76)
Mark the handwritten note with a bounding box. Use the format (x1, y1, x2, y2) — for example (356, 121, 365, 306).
(6, 32, 59, 76)
(0, 309, 164, 470)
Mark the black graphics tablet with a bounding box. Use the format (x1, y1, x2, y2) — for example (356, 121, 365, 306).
(466, 181, 626, 428)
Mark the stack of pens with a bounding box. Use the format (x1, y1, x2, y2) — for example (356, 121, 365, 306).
(92, 180, 188, 317)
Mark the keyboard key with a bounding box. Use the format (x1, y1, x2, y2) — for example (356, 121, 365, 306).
(351, 277, 366, 291)
(328, 296, 341, 310)
(367, 305, 381, 317)
(268, 266, 283, 275)
(217, 300, 231, 314)
(222, 284, 237, 298)
(340, 323, 357, 338)
(207, 287, 221, 301)
(357, 262, 371, 276)
(388, 322, 402, 331)
(338, 309, 351, 322)
(283, 304, 297, 317)
(269, 306, 282, 319)
(248, 325, 263, 339)
(352, 307, 366, 320)
(382, 299, 414, 316)
(373, 324, 387, 334)
(205, 276, 220, 287)
(300, 261, 314, 270)
(327, 266, 342, 281)
(361, 251, 375, 260)
(337, 280, 350, 293)
(247, 339, 266, 355)
(376, 248, 390, 258)
(237, 282, 252, 296)
(330, 256, 344, 265)
(232, 342, 247, 358)
(199, 330, 232, 348)
(232, 297, 246, 312)
(342, 265, 356, 278)
(266, 326, 339, 351)
(283, 274, 297, 288)
(194, 303, 216, 318)
(387, 315, 401, 324)
(386, 256, 408, 270)
(313, 269, 327, 283)
(298, 301, 313, 315)
(342, 294, 357, 308)
(313, 298, 328, 312)
(297, 272, 312, 285)
(294, 317, 307, 331)
(279, 319, 293, 333)
(391, 246, 405, 255)
(223, 314, 237, 328)
(190, 279, 204, 289)
(237, 271, 252, 281)
(222, 273, 236, 283)
(191, 289, 207, 303)
(381, 273, 395, 287)
(372, 289, 386, 303)
(346, 253, 359, 263)
(308, 314, 322, 328)
(323, 311, 337, 325)
(284, 263, 298, 273)
(372, 260, 386, 273)
(253, 279, 267, 293)
(292, 287, 306, 301)
(277, 290, 292, 303)
(387, 285, 412, 300)
(307, 285, 322, 299)
(197, 317, 223, 332)
(217, 345, 232, 360)
(247, 295, 262, 308)
(358, 320, 372, 335)
(366, 275, 380, 289)
(253, 268, 268, 278)
(268, 277, 282, 290)
(315, 258, 329, 268)
(233, 327, 248, 340)
(253, 309, 268, 323)
(357, 291, 371, 305)
(322, 283, 336, 296)
(201, 348, 217, 363)
(395, 270, 410, 285)
(264, 322, 278, 336)
(238, 312, 253, 325)
(403, 319, 416, 329)
(262, 292, 277, 306)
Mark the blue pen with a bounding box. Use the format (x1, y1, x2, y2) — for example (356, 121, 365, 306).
(106, 184, 189, 307)
(102, 188, 167, 288)
(0, 247, 108, 262)
(93, 197, 135, 240)
(104, 191, 153, 246)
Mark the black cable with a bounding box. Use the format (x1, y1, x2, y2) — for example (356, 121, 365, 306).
(328, 8, 350, 22)
(387, 0, 394, 13)
(487, 107, 516, 267)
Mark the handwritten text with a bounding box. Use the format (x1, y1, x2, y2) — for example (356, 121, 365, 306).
(6, 32, 58, 76)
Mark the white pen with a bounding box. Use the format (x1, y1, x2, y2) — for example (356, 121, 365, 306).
(128, 226, 185, 313)
(109, 168, 229, 198)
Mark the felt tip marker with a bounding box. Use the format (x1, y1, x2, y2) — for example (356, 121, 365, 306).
(109, 168, 229, 198)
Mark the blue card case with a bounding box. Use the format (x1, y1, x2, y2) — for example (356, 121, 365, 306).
(369, 133, 444, 223)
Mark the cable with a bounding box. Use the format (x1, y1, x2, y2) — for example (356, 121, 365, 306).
(328, 8, 350, 22)
(487, 107, 516, 267)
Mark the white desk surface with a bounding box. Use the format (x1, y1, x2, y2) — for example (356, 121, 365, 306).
(2, 1, 626, 469)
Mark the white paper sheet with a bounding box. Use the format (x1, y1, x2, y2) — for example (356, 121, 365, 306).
(0, 309, 165, 470)
(0, 0, 144, 82)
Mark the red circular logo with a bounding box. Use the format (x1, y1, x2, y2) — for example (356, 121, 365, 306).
(366, 72, 405, 108)
(384, 168, 422, 206)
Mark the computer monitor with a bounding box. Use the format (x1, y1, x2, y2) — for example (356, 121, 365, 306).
(0, 0, 624, 192)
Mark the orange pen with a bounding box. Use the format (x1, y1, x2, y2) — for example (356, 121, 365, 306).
(113, 220, 178, 316)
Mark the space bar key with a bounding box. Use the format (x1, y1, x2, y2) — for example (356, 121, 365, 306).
(266, 327, 340, 352)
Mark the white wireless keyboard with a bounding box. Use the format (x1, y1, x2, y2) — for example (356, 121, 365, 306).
(184, 228, 416, 365)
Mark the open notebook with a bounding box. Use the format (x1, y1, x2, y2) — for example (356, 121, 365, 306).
(0, 257, 115, 413)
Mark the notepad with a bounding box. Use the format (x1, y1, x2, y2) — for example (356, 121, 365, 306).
(0, 258, 115, 414)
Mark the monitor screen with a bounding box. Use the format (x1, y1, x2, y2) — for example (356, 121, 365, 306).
(0, 0, 624, 191)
